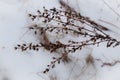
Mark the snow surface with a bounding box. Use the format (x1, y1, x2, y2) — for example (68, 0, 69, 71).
(0, 0, 120, 80)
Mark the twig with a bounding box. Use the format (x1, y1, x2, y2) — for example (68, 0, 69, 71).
(102, 0, 120, 17)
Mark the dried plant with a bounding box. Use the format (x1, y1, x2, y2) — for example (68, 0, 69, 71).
(15, 0, 120, 73)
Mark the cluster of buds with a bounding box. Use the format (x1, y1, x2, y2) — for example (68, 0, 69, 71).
(15, 4, 120, 73)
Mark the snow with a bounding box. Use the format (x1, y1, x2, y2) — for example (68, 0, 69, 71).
(0, 0, 120, 80)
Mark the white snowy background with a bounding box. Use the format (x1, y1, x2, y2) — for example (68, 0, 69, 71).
(0, 0, 120, 80)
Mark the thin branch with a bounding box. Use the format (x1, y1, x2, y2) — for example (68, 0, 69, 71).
(102, 0, 120, 17)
